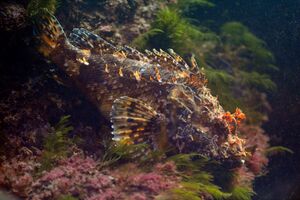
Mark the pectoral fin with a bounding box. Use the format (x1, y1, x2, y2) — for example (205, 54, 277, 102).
(110, 96, 166, 147)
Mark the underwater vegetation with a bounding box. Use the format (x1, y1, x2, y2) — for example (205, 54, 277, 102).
(133, 3, 277, 124)
(27, 0, 59, 17)
(38, 115, 76, 172)
(0, 127, 256, 200)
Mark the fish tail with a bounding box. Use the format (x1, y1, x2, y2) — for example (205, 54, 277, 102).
(33, 9, 66, 56)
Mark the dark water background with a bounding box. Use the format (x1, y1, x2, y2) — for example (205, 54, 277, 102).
(199, 1, 300, 199)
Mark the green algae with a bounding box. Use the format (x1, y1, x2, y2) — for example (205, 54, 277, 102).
(133, 8, 218, 56)
(265, 146, 294, 156)
(98, 143, 150, 168)
(39, 115, 74, 172)
(229, 186, 255, 200)
(221, 22, 278, 73)
(27, 0, 59, 17)
(133, 5, 276, 124)
(167, 154, 233, 200)
(58, 195, 79, 200)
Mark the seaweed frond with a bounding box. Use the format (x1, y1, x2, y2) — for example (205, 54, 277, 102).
(265, 146, 294, 156)
(221, 22, 278, 73)
(157, 181, 231, 200)
(166, 154, 232, 199)
(198, 182, 232, 200)
(58, 195, 79, 200)
(27, 0, 59, 17)
(168, 154, 209, 172)
(168, 154, 212, 184)
(228, 186, 255, 200)
(39, 115, 74, 172)
(162, 189, 202, 200)
(98, 142, 162, 169)
(239, 71, 277, 92)
(133, 8, 218, 55)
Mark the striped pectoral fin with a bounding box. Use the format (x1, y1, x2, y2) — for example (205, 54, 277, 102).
(111, 96, 165, 147)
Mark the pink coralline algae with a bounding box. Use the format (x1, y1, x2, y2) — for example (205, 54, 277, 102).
(27, 156, 180, 200)
(231, 124, 270, 189)
(130, 172, 174, 193)
(29, 155, 115, 200)
(248, 150, 269, 175)
(116, 162, 179, 199)
(240, 125, 269, 175)
(234, 165, 255, 187)
(126, 162, 179, 197)
(130, 193, 148, 200)
(0, 157, 36, 197)
(86, 189, 120, 200)
(155, 161, 177, 175)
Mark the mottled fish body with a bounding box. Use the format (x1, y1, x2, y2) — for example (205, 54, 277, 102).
(34, 10, 247, 161)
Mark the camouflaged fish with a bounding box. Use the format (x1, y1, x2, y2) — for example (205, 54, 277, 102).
(34, 10, 247, 162)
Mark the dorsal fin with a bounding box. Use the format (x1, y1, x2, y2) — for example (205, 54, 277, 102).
(67, 27, 206, 88)
(142, 48, 199, 85)
(69, 28, 118, 55)
(184, 53, 201, 74)
(145, 49, 207, 90)
(144, 48, 187, 72)
(111, 96, 166, 147)
(167, 48, 190, 70)
(122, 45, 150, 62)
(69, 28, 152, 62)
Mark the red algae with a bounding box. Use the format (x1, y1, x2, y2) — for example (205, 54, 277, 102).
(0, 155, 177, 200)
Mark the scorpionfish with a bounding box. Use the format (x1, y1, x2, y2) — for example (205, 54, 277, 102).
(34, 9, 247, 163)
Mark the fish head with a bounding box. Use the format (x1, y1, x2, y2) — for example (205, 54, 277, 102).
(168, 85, 247, 163)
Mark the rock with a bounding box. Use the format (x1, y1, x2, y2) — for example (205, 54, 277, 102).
(0, 190, 19, 200)
(0, 3, 27, 32)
